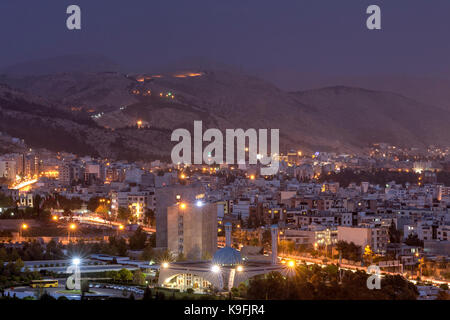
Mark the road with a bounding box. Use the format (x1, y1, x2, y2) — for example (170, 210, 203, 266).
(278, 253, 450, 287)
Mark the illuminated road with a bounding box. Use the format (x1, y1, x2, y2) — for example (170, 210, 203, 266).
(278, 253, 450, 287)
(11, 178, 38, 190)
(71, 216, 155, 232)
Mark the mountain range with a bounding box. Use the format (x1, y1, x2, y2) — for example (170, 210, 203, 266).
(0, 55, 449, 161)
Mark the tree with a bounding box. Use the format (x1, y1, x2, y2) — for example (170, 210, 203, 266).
(363, 245, 374, 264)
(95, 204, 110, 220)
(133, 269, 146, 285)
(336, 241, 361, 261)
(129, 227, 147, 250)
(143, 209, 155, 227)
(0, 193, 14, 207)
(405, 234, 424, 247)
(140, 245, 156, 261)
(118, 207, 132, 222)
(118, 268, 133, 282)
(388, 220, 401, 243)
(142, 287, 153, 300)
(156, 249, 175, 264)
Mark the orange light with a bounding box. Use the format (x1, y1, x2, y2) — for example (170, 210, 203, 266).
(69, 223, 77, 230)
(249, 175, 255, 180)
(52, 215, 58, 221)
(21, 223, 28, 230)
(119, 224, 124, 230)
(180, 203, 186, 210)
(180, 174, 186, 179)
(287, 260, 295, 268)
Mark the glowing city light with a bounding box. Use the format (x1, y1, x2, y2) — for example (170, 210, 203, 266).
(72, 258, 81, 266)
(196, 200, 204, 207)
(162, 262, 169, 269)
(180, 203, 186, 209)
(236, 265, 244, 272)
(211, 265, 220, 273)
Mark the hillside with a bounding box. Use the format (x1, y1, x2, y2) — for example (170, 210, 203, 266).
(290, 86, 450, 148)
(0, 84, 171, 161)
(1, 69, 450, 160)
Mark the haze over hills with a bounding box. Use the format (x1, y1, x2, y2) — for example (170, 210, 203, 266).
(0, 54, 122, 76)
(263, 71, 450, 112)
(0, 55, 449, 160)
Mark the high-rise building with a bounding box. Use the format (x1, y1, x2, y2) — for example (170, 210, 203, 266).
(0, 157, 17, 181)
(167, 201, 217, 260)
(155, 183, 205, 248)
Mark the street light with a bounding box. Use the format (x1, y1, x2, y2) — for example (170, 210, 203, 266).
(162, 262, 169, 269)
(179, 203, 186, 210)
(287, 260, 295, 268)
(236, 265, 244, 272)
(19, 223, 28, 241)
(68, 223, 77, 243)
(52, 215, 58, 221)
(117, 224, 124, 236)
(211, 265, 220, 273)
(196, 200, 203, 207)
(72, 258, 81, 266)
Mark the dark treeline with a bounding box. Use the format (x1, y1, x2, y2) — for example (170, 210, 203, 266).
(241, 265, 418, 300)
(318, 169, 432, 187)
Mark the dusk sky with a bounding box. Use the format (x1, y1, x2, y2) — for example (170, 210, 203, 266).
(1, 0, 450, 88)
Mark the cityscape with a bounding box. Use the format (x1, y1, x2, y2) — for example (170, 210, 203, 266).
(0, 1, 449, 309)
(0, 141, 448, 300)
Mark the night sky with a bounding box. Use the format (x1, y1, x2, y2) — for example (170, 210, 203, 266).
(1, 0, 450, 88)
